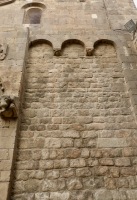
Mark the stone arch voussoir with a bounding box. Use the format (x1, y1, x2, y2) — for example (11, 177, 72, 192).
(29, 38, 53, 48)
(21, 1, 46, 9)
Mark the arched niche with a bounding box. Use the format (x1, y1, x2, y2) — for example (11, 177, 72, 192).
(61, 39, 85, 57)
(29, 39, 54, 59)
(22, 2, 46, 24)
(24, 8, 42, 24)
(92, 39, 116, 57)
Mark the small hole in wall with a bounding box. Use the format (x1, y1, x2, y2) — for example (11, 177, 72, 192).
(23, 8, 42, 24)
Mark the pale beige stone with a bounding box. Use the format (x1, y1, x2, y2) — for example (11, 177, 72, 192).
(97, 138, 127, 148)
(67, 178, 83, 190)
(50, 192, 70, 200)
(0, 3, 137, 199)
(0, 182, 8, 200)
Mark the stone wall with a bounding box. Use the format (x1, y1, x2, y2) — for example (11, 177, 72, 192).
(0, 28, 28, 200)
(0, 0, 137, 32)
(11, 40, 137, 200)
(0, 0, 137, 200)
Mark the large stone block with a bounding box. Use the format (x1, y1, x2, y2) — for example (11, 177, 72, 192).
(126, 190, 137, 200)
(0, 182, 9, 200)
(67, 178, 83, 190)
(50, 192, 70, 200)
(0, 136, 14, 148)
(97, 138, 127, 148)
(94, 190, 113, 200)
(45, 138, 61, 148)
(24, 179, 41, 192)
(35, 193, 49, 200)
(115, 158, 131, 167)
(0, 160, 12, 170)
(42, 179, 58, 192)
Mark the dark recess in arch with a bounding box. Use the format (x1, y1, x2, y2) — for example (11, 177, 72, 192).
(92, 39, 116, 56)
(22, 2, 46, 24)
(29, 39, 53, 48)
(61, 39, 85, 49)
(24, 8, 42, 24)
(94, 39, 115, 48)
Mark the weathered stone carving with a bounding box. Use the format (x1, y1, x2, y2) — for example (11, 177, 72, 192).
(0, 0, 15, 6)
(0, 44, 8, 60)
(86, 48, 93, 56)
(0, 95, 18, 118)
(54, 48, 61, 56)
(86, 48, 92, 56)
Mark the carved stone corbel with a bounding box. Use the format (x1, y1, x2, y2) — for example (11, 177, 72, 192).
(0, 95, 19, 118)
(0, 44, 8, 60)
(86, 48, 93, 56)
(53, 48, 61, 56)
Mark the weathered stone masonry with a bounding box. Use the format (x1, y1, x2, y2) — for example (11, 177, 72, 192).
(1, 0, 137, 200)
(12, 40, 137, 200)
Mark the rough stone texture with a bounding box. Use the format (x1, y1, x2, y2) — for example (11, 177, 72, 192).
(0, 27, 28, 200)
(12, 41, 137, 199)
(0, 0, 137, 200)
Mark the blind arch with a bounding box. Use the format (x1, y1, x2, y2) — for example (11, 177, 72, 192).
(23, 7, 42, 24)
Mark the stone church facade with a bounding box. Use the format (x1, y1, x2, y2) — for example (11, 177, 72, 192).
(1, 0, 137, 199)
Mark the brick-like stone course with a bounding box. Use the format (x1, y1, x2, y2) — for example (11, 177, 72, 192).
(11, 41, 137, 199)
(0, 0, 137, 200)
